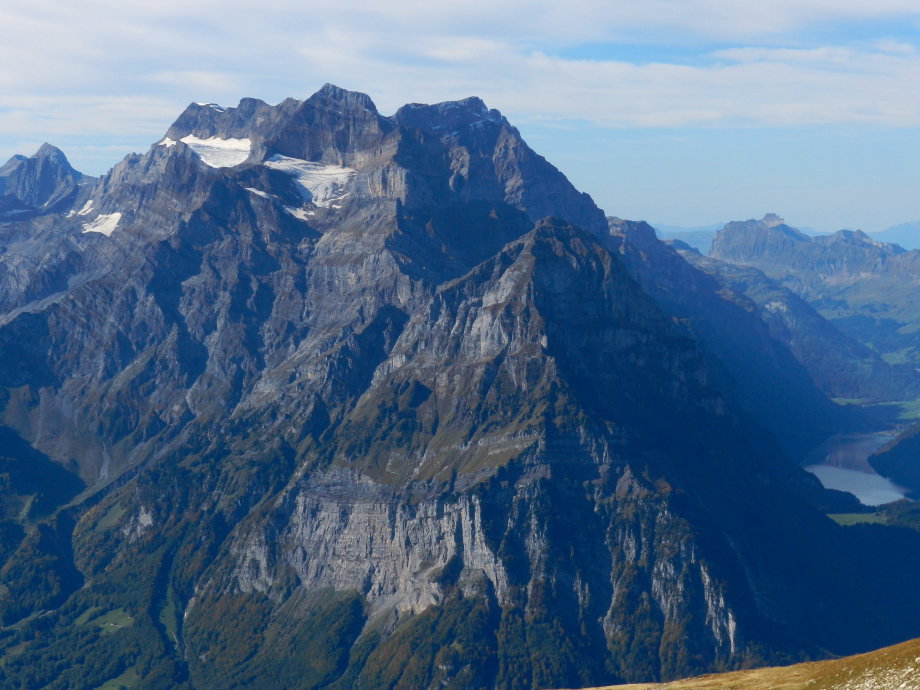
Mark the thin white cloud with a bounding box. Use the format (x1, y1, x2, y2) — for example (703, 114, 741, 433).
(0, 96, 179, 138)
(290, 38, 920, 128)
(2, 0, 920, 175)
(146, 71, 243, 93)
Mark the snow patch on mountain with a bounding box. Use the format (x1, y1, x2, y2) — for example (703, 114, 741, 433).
(82, 212, 122, 236)
(180, 135, 251, 168)
(285, 206, 315, 221)
(245, 187, 272, 199)
(264, 155, 355, 208)
(67, 199, 95, 218)
(158, 137, 177, 149)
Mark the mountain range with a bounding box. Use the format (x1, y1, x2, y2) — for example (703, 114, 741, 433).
(659, 218, 920, 255)
(870, 221, 920, 250)
(1, 86, 919, 689)
(710, 213, 920, 385)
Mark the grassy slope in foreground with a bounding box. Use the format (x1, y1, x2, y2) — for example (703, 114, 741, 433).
(566, 637, 920, 689)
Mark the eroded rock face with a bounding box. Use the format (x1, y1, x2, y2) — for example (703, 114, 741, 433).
(2, 86, 920, 690)
(194, 463, 743, 684)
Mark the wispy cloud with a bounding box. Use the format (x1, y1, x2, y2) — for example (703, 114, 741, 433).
(2, 0, 920, 176)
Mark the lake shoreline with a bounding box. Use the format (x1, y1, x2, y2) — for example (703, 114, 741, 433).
(804, 432, 909, 506)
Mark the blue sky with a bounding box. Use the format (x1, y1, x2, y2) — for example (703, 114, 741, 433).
(2, 0, 919, 232)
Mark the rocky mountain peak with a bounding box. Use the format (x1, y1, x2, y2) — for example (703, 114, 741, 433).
(264, 85, 392, 165)
(394, 95, 504, 133)
(0, 154, 28, 169)
(33, 142, 71, 165)
(311, 82, 379, 113)
(165, 96, 285, 144)
(829, 228, 901, 252)
(831, 228, 868, 243)
(2, 142, 76, 176)
(710, 214, 811, 265)
(762, 212, 784, 228)
(607, 216, 659, 252)
(0, 142, 88, 215)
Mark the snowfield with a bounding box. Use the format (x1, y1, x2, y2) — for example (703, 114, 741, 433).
(66, 199, 95, 218)
(178, 136, 252, 168)
(245, 187, 272, 199)
(264, 155, 355, 208)
(284, 206, 315, 221)
(82, 212, 122, 236)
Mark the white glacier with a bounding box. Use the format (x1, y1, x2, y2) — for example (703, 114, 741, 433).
(66, 199, 95, 218)
(264, 155, 355, 208)
(82, 212, 122, 237)
(180, 135, 251, 168)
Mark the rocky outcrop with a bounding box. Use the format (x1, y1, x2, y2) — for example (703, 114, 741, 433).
(191, 463, 745, 684)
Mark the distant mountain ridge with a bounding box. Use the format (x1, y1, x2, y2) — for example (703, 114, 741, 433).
(871, 220, 920, 250)
(0, 143, 92, 219)
(672, 245, 920, 403)
(710, 214, 920, 371)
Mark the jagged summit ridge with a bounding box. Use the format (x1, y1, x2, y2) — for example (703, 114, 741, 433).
(36, 84, 605, 242)
(165, 85, 500, 147)
(0, 85, 606, 243)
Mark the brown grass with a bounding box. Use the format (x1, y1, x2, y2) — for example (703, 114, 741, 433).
(560, 637, 920, 689)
